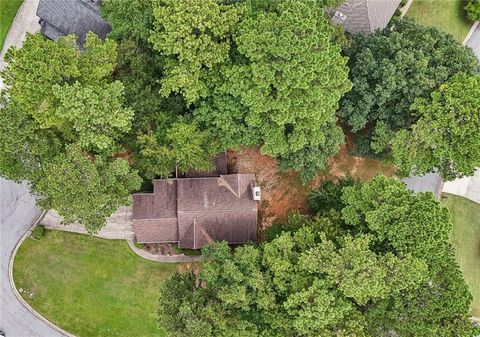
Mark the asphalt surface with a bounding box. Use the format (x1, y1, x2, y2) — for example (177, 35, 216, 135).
(466, 23, 480, 59)
(0, 178, 66, 337)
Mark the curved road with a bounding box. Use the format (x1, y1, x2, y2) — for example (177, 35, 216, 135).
(0, 177, 66, 337)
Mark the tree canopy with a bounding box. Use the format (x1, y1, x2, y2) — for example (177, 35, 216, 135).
(337, 18, 478, 156)
(159, 176, 478, 337)
(0, 33, 140, 231)
(391, 73, 480, 180)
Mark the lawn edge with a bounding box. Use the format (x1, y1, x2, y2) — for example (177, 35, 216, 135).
(463, 21, 479, 45)
(9, 210, 76, 337)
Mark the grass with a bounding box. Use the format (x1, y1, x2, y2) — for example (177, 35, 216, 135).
(13, 229, 180, 337)
(442, 194, 480, 317)
(0, 0, 23, 51)
(407, 0, 472, 42)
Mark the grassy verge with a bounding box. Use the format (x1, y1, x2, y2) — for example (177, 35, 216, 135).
(0, 0, 23, 51)
(407, 0, 472, 42)
(13, 229, 180, 337)
(442, 194, 480, 317)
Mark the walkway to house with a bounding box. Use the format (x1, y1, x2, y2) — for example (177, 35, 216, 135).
(126, 241, 201, 263)
(41, 208, 135, 240)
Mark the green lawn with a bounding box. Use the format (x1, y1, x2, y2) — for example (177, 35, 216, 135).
(442, 194, 480, 317)
(407, 0, 472, 42)
(0, 0, 23, 51)
(13, 229, 179, 337)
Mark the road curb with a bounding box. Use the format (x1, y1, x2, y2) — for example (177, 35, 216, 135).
(8, 210, 76, 337)
(463, 21, 479, 46)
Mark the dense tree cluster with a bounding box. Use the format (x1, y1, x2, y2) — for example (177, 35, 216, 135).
(159, 176, 478, 337)
(0, 33, 141, 232)
(338, 18, 478, 166)
(103, 0, 351, 184)
(392, 73, 480, 179)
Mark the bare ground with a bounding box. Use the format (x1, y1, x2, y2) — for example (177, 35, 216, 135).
(228, 144, 395, 231)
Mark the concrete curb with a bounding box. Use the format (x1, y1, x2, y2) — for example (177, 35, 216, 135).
(8, 211, 76, 337)
(400, 0, 414, 18)
(126, 240, 202, 263)
(463, 21, 479, 46)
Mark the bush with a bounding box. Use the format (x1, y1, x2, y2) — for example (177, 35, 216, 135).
(465, 0, 480, 21)
(308, 177, 358, 216)
(30, 226, 44, 240)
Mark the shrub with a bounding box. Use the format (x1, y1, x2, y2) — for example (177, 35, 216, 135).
(465, 0, 480, 21)
(31, 226, 44, 240)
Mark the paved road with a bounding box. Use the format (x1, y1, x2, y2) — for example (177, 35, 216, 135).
(466, 22, 480, 59)
(0, 178, 66, 337)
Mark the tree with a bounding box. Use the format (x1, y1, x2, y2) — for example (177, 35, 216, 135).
(159, 176, 478, 337)
(150, 0, 242, 103)
(33, 145, 141, 233)
(465, 0, 480, 21)
(0, 33, 139, 231)
(338, 18, 478, 155)
(135, 119, 219, 179)
(206, 0, 351, 179)
(391, 73, 480, 180)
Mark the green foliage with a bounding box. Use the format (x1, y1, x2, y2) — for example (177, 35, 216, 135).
(220, 0, 351, 157)
(33, 145, 141, 233)
(277, 123, 345, 183)
(465, 0, 480, 21)
(0, 33, 139, 232)
(150, 0, 241, 103)
(135, 119, 219, 179)
(101, 0, 155, 43)
(338, 18, 478, 154)
(392, 73, 480, 180)
(308, 177, 358, 216)
(30, 226, 44, 240)
(159, 176, 478, 337)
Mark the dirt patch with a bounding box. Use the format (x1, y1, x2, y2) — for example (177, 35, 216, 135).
(228, 142, 395, 231)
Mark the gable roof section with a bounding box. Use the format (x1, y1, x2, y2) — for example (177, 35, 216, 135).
(37, 0, 111, 46)
(132, 174, 258, 248)
(331, 0, 401, 33)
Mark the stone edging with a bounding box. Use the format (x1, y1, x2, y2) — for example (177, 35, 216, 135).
(126, 240, 202, 263)
(8, 211, 76, 337)
(463, 21, 479, 46)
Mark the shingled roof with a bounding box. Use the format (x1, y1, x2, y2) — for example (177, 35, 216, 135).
(36, 0, 111, 46)
(330, 0, 401, 34)
(132, 174, 258, 249)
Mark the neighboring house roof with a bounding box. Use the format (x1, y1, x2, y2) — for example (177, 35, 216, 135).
(132, 174, 258, 249)
(402, 172, 443, 200)
(330, 0, 401, 34)
(36, 0, 111, 46)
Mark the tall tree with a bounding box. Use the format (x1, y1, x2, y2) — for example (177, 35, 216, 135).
(338, 18, 478, 155)
(201, 0, 351, 181)
(0, 33, 140, 231)
(33, 145, 141, 233)
(391, 73, 480, 180)
(150, 0, 241, 103)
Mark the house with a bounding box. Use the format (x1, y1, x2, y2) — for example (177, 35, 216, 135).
(132, 155, 258, 249)
(36, 0, 111, 46)
(330, 0, 402, 34)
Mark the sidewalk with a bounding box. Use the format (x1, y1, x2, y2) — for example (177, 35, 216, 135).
(0, 0, 40, 69)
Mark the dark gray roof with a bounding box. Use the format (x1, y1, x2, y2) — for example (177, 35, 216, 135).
(36, 0, 111, 46)
(330, 0, 401, 33)
(402, 173, 443, 200)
